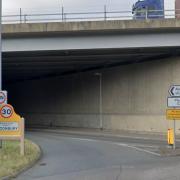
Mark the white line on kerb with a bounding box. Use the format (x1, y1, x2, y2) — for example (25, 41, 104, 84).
(68, 137, 161, 157)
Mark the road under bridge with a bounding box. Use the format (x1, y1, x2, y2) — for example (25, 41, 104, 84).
(2, 19, 180, 133)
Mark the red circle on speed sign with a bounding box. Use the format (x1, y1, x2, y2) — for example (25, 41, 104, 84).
(0, 104, 13, 118)
(0, 92, 6, 104)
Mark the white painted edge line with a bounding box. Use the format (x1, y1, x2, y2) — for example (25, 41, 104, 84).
(114, 143, 161, 157)
(127, 144, 159, 148)
(67, 137, 161, 157)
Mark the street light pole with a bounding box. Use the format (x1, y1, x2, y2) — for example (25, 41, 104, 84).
(60, 0, 64, 21)
(95, 73, 103, 130)
(0, 0, 2, 149)
(0, 0, 2, 90)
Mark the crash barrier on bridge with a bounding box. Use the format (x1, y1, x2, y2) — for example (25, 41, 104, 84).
(0, 104, 25, 156)
(2, 8, 180, 24)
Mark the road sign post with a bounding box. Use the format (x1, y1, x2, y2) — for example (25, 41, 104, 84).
(0, 104, 25, 155)
(0, 91, 8, 148)
(166, 107, 178, 149)
(0, 0, 2, 90)
(166, 109, 180, 149)
(173, 120, 176, 150)
(0, 0, 3, 148)
(166, 85, 180, 149)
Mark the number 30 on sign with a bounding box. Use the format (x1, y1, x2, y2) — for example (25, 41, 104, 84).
(0, 105, 13, 118)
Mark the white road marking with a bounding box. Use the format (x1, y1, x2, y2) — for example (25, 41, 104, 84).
(32, 132, 162, 157)
(66, 137, 161, 157)
(114, 143, 161, 157)
(126, 143, 159, 148)
(69, 137, 100, 142)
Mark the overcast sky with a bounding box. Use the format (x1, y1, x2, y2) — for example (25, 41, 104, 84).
(3, 0, 175, 14)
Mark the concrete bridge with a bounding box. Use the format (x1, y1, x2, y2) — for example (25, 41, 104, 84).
(3, 19, 180, 133)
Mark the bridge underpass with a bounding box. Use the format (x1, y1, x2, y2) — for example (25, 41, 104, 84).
(3, 19, 180, 133)
(3, 47, 180, 133)
(3, 47, 176, 83)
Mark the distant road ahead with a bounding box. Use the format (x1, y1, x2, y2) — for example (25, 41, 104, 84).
(16, 131, 180, 180)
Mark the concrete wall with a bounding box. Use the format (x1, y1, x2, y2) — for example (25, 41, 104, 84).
(3, 19, 180, 36)
(5, 57, 180, 133)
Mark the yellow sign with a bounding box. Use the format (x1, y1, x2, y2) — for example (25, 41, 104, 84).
(0, 104, 25, 155)
(0, 104, 22, 136)
(166, 109, 180, 120)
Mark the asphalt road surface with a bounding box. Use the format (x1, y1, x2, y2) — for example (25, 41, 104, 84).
(16, 131, 180, 180)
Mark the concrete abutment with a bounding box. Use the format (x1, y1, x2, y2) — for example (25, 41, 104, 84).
(5, 57, 180, 133)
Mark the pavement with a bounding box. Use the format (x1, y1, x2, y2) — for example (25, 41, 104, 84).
(15, 128, 180, 180)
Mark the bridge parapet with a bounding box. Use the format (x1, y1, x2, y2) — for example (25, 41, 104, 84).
(2, 19, 180, 36)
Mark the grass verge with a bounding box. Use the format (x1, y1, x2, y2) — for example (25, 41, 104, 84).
(0, 139, 41, 179)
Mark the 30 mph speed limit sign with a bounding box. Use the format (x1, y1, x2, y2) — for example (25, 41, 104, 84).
(0, 91, 7, 105)
(0, 104, 13, 118)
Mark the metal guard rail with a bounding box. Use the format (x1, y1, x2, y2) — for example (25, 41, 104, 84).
(2, 9, 180, 24)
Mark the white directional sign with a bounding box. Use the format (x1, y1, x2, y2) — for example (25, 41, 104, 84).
(167, 97, 180, 107)
(169, 86, 180, 97)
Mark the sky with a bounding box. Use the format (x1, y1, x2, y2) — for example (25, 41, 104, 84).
(3, 0, 175, 14)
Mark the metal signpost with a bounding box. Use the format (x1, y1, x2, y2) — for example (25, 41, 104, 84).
(95, 73, 103, 130)
(174, 119, 176, 149)
(0, 0, 2, 91)
(166, 109, 178, 149)
(0, 91, 8, 148)
(167, 85, 180, 150)
(0, 1, 24, 155)
(0, 0, 2, 148)
(0, 1, 10, 149)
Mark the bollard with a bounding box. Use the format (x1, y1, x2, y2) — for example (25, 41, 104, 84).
(167, 128, 174, 146)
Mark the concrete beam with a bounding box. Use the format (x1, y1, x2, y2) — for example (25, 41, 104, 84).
(3, 32, 180, 52)
(2, 19, 180, 37)
(5, 56, 180, 133)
